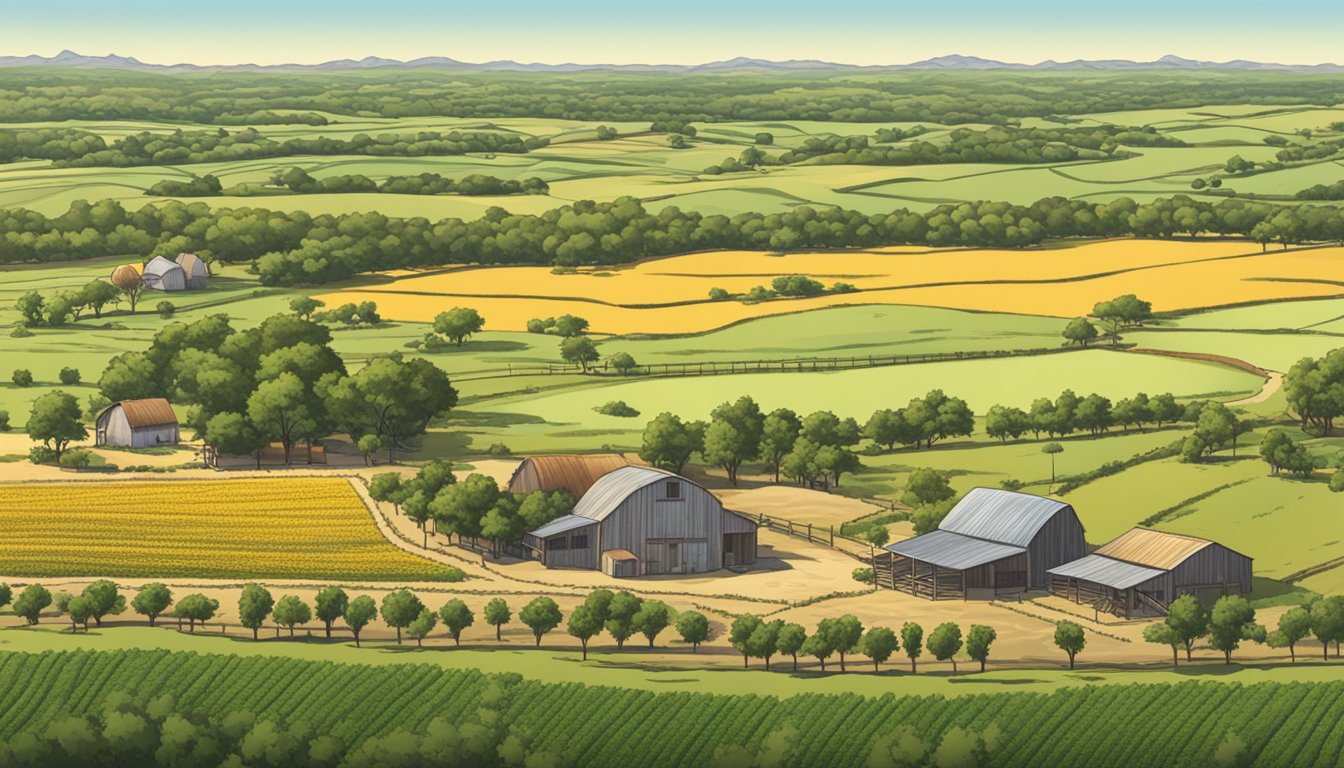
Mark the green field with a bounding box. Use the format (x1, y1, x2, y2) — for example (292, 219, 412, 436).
(3, 646, 1344, 767)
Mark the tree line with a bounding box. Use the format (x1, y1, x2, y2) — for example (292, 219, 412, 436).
(96, 313, 456, 465)
(147, 168, 550, 198)
(6, 68, 1344, 126)
(0, 683, 558, 768)
(1143, 593, 1344, 666)
(3, 195, 1343, 286)
(366, 464, 572, 551)
(0, 126, 546, 168)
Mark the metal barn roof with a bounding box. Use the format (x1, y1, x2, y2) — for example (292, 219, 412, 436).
(142, 255, 184, 278)
(1094, 528, 1216, 570)
(939, 487, 1073, 548)
(573, 465, 686, 522)
(527, 514, 597, 538)
(884, 530, 1026, 570)
(509, 454, 631, 499)
(1047, 554, 1166, 590)
(105, 398, 178, 429)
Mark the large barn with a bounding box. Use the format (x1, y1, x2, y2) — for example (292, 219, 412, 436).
(508, 454, 631, 499)
(1047, 528, 1253, 617)
(522, 465, 758, 577)
(95, 398, 180, 448)
(874, 487, 1086, 599)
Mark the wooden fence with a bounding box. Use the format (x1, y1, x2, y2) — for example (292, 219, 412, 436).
(454, 345, 1075, 382)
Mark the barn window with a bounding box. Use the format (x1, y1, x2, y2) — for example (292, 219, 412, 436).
(571, 534, 590, 549)
(665, 481, 682, 499)
(547, 537, 568, 551)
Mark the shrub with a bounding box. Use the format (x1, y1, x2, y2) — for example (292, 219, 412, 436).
(28, 446, 57, 465)
(58, 367, 81, 385)
(58, 449, 94, 469)
(488, 442, 512, 457)
(11, 369, 33, 387)
(156, 301, 176, 319)
(852, 567, 874, 584)
(708, 287, 730, 301)
(9, 326, 33, 338)
(0, 410, 8, 431)
(595, 400, 641, 418)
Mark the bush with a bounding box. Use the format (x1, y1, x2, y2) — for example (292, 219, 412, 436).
(488, 442, 512, 457)
(58, 367, 81, 385)
(852, 567, 874, 584)
(0, 410, 8, 431)
(9, 326, 33, 338)
(156, 301, 176, 319)
(708, 287, 730, 301)
(28, 446, 57, 465)
(1331, 470, 1344, 493)
(11, 369, 33, 387)
(58, 449, 94, 469)
(999, 478, 1025, 491)
(595, 400, 641, 418)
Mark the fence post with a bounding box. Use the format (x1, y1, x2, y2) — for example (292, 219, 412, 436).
(808, 522, 813, 543)
(830, 525, 835, 546)
(788, 520, 794, 537)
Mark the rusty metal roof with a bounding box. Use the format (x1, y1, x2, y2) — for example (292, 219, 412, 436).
(108, 398, 178, 429)
(1093, 528, 1216, 570)
(603, 549, 639, 561)
(509, 454, 630, 499)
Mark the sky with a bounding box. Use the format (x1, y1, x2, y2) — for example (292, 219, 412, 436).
(1, 0, 1341, 67)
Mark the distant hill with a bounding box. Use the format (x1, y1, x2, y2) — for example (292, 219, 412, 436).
(1, 49, 1342, 74)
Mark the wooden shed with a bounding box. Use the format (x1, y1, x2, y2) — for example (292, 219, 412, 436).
(522, 466, 757, 575)
(874, 488, 1086, 599)
(141, 256, 186, 292)
(1047, 528, 1252, 617)
(508, 454, 630, 500)
(175, 252, 209, 290)
(95, 398, 179, 448)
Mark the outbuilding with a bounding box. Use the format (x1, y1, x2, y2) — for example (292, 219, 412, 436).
(873, 487, 1086, 599)
(1047, 528, 1252, 617)
(141, 256, 186, 292)
(508, 454, 631, 500)
(522, 465, 758, 576)
(175, 252, 209, 290)
(95, 398, 179, 448)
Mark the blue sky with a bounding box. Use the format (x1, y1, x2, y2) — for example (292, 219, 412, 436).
(2, 0, 1340, 66)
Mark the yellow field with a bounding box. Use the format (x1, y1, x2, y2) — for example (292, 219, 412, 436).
(0, 478, 461, 581)
(318, 239, 1344, 334)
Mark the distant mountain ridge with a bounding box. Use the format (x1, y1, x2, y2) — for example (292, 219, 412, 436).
(1, 49, 1342, 74)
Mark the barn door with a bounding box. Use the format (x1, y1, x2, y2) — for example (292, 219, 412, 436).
(645, 542, 663, 575)
(683, 541, 708, 573)
(667, 542, 681, 574)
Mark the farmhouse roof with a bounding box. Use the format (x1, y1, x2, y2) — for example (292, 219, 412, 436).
(884, 529, 1026, 570)
(1093, 528, 1218, 570)
(938, 487, 1073, 548)
(1047, 553, 1166, 590)
(510, 454, 631, 499)
(527, 514, 597, 538)
(572, 465, 690, 522)
(105, 398, 178, 429)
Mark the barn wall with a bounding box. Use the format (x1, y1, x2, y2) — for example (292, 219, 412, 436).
(1025, 507, 1087, 588)
(130, 424, 179, 448)
(1172, 544, 1253, 595)
(540, 524, 599, 569)
(99, 408, 134, 446)
(600, 480, 725, 574)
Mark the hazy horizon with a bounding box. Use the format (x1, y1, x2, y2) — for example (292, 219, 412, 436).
(3, 0, 1341, 68)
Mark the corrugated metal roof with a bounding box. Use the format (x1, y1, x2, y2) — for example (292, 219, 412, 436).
(109, 398, 178, 429)
(1094, 528, 1215, 570)
(1047, 554, 1167, 589)
(573, 465, 678, 522)
(509, 454, 630, 499)
(527, 514, 597, 538)
(884, 530, 1026, 570)
(939, 487, 1073, 547)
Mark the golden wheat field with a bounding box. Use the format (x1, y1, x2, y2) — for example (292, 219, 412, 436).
(317, 239, 1344, 334)
(0, 478, 461, 581)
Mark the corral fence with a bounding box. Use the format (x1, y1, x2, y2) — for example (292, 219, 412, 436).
(454, 345, 1081, 382)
